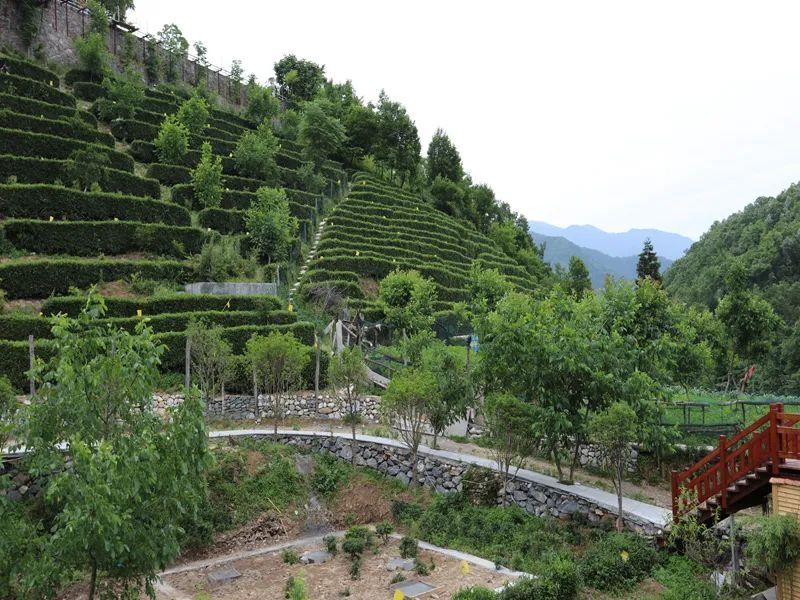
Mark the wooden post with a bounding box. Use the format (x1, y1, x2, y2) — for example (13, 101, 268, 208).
(771, 404, 780, 475)
(719, 435, 728, 510)
(28, 334, 35, 397)
(184, 338, 191, 389)
(252, 367, 258, 403)
(220, 380, 225, 414)
(671, 469, 679, 519)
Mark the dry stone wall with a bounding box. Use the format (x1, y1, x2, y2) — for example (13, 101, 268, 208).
(153, 391, 382, 422)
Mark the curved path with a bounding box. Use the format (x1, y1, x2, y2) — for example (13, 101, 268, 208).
(209, 429, 669, 531)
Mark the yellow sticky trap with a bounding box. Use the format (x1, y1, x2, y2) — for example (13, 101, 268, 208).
(225, 300, 231, 309)
(460, 559, 470, 574)
(288, 303, 294, 312)
(393, 590, 405, 600)
(355, 250, 360, 256)
(49, 216, 54, 222)
(136, 309, 142, 317)
(620, 550, 629, 563)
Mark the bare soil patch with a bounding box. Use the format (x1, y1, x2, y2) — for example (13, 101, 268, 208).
(160, 539, 512, 600)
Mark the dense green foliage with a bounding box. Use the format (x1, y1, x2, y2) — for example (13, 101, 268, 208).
(666, 183, 800, 392)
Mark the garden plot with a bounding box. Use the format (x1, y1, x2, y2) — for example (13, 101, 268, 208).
(158, 537, 514, 600)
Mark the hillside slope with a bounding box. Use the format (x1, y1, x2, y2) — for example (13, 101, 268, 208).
(529, 221, 692, 260)
(535, 233, 673, 287)
(300, 174, 543, 318)
(664, 182, 800, 325)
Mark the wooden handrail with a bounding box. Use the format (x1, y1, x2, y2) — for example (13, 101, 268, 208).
(673, 403, 800, 520)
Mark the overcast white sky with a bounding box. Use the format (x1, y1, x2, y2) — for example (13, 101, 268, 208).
(131, 1, 800, 239)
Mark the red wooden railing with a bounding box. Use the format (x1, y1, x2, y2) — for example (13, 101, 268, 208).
(672, 403, 800, 519)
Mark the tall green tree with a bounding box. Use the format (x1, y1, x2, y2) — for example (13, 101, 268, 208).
(176, 93, 210, 139)
(234, 122, 281, 183)
(716, 262, 782, 389)
(245, 186, 298, 265)
(329, 346, 368, 463)
(298, 98, 347, 168)
(157, 23, 189, 83)
(187, 319, 231, 402)
(246, 332, 309, 434)
(636, 238, 662, 282)
(588, 402, 638, 531)
(375, 91, 421, 186)
(246, 82, 280, 124)
(274, 54, 325, 107)
(191, 141, 223, 208)
(378, 269, 438, 339)
(467, 264, 512, 316)
(22, 294, 210, 599)
(381, 368, 438, 488)
(429, 175, 468, 218)
(426, 128, 463, 183)
(421, 343, 468, 449)
(484, 392, 536, 506)
(565, 256, 592, 298)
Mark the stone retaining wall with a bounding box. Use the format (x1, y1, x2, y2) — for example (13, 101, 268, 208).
(153, 391, 381, 422)
(238, 432, 663, 536)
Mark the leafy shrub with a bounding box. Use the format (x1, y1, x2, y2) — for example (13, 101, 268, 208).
(191, 142, 223, 208)
(342, 537, 365, 559)
(96, 71, 144, 120)
(71, 81, 105, 102)
(109, 118, 159, 142)
(246, 187, 298, 263)
(0, 375, 18, 450)
(176, 93, 210, 138)
(194, 236, 255, 281)
(64, 147, 110, 191)
(246, 85, 279, 123)
(0, 184, 189, 225)
(282, 548, 299, 565)
(391, 499, 423, 525)
(375, 521, 394, 543)
(389, 573, 406, 585)
(413, 558, 432, 575)
(323, 535, 338, 556)
(579, 532, 657, 593)
(745, 514, 800, 573)
(155, 115, 189, 164)
(312, 453, 349, 498)
(399, 536, 418, 559)
(284, 573, 307, 600)
(233, 122, 280, 182)
(462, 465, 502, 507)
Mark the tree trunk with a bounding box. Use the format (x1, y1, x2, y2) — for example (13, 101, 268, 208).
(432, 430, 438, 450)
(553, 449, 564, 482)
(616, 467, 624, 532)
(567, 439, 581, 484)
(273, 393, 279, 435)
(410, 446, 418, 488)
(351, 420, 357, 466)
(501, 467, 509, 507)
(314, 334, 321, 400)
(88, 559, 97, 600)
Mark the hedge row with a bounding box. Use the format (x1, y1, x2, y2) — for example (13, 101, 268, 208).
(303, 268, 360, 283)
(171, 184, 252, 210)
(63, 68, 96, 85)
(325, 215, 471, 261)
(146, 163, 191, 186)
(111, 102, 246, 138)
(0, 109, 113, 146)
(0, 92, 96, 126)
(0, 155, 159, 198)
(1, 219, 208, 257)
(0, 54, 59, 85)
(0, 184, 190, 225)
(299, 278, 362, 300)
(197, 207, 244, 234)
(42, 293, 282, 317)
(210, 108, 255, 131)
(0, 127, 134, 172)
(0, 309, 296, 341)
(318, 229, 470, 266)
(71, 81, 104, 102)
(0, 258, 193, 299)
(310, 252, 469, 294)
(0, 72, 74, 107)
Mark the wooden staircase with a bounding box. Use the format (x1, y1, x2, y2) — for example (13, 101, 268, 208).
(672, 404, 800, 524)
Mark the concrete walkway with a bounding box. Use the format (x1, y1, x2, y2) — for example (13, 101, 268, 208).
(210, 429, 670, 530)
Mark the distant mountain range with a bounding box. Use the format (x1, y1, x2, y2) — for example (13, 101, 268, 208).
(528, 221, 693, 261)
(533, 233, 673, 288)
(527, 222, 690, 288)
